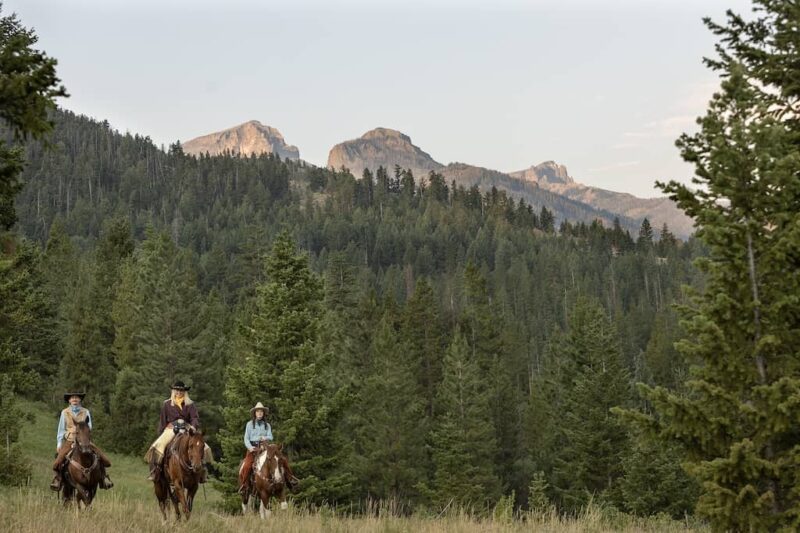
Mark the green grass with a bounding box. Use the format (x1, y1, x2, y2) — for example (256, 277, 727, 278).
(2, 401, 706, 532)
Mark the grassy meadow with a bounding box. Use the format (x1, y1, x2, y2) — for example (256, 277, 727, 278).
(1, 401, 706, 532)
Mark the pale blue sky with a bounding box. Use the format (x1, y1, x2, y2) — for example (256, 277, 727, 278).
(8, 0, 753, 197)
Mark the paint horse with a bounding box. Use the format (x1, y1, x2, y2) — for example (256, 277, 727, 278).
(59, 419, 103, 509)
(242, 442, 289, 519)
(153, 427, 206, 521)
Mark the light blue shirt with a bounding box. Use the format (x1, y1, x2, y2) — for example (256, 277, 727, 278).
(56, 407, 92, 449)
(244, 419, 273, 451)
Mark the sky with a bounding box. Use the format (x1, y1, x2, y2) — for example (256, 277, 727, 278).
(7, 0, 755, 198)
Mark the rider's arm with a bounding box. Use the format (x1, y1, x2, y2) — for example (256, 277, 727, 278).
(86, 409, 93, 431)
(244, 421, 254, 451)
(266, 423, 273, 442)
(188, 403, 200, 429)
(56, 411, 66, 450)
(158, 401, 168, 434)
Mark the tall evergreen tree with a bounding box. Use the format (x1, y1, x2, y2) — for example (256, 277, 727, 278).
(108, 229, 212, 453)
(550, 300, 631, 511)
(0, 5, 67, 229)
(627, 3, 800, 529)
(353, 312, 428, 504)
(430, 330, 501, 508)
(218, 231, 351, 510)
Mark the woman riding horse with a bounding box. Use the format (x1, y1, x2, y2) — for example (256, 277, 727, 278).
(145, 380, 212, 482)
(238, 401, 298, 496)
(50, 392, 113, 492)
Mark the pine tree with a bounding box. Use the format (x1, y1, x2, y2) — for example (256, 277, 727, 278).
(430, 331, 501, 509)
(550, 300, 631, 511)
(108, 229, 212, 453)
(0, 5, 67, 229)
(626, 3, 800, 529)
(401, 277, 444, 418)
(218, 231, 351, 510)
(353, 312, 428, 504)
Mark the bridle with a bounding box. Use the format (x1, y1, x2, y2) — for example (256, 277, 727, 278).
(67, 444, 100, 479)
(169, 432, 204, 474)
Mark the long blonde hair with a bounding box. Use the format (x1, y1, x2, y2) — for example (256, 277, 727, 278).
(170, 389, 193, 406)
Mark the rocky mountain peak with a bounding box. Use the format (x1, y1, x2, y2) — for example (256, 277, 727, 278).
(515, 161, 574, 185)
(182, 120, 300, 160)
(327, 127, 443, 178)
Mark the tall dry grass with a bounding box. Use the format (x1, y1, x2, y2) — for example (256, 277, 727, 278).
(0, 488, 706, 533)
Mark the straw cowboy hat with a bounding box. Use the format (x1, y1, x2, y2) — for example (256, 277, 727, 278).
(250, 402, 269, 415)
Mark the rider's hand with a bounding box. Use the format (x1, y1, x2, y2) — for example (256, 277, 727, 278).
(260, 437, 267, 441)
(167, 423, 173, 429)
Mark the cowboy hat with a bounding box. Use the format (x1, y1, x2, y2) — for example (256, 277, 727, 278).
(250, 402, 269, 415)
(63, 392, 86, 402)
(170, 380, 191, 391)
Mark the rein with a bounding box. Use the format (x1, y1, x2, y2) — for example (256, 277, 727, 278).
(168, 433, 203, 475)
(66, 444, 99, 480)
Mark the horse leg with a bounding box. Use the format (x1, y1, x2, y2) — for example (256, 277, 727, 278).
(259, 498, 272, 520)
(280, 487, 288, 510)
(186, 482, 198, 518)
(173, 482, 189, 520)
(241, 489, 249, 515)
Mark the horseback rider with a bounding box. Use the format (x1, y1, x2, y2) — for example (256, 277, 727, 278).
(50, 392, 113, 491)
(237, 401, 298, 495)
(237, 402, 273, 494)
(145, 380, 212, 482)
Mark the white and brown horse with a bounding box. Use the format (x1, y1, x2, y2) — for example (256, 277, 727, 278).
(242, 442, 289, 519)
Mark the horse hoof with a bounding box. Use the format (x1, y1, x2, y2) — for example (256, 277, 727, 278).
(280, 501, 288, 510)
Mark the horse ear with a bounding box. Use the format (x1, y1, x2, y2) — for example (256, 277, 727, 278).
(277, 443, 283, 452)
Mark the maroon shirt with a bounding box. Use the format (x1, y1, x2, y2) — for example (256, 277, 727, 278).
(158, 399, 200, 433)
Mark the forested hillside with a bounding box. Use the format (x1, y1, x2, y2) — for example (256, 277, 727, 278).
(2, 108, 701, 515)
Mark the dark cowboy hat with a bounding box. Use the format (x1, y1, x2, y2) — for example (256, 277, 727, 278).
(170, 380, 191, 391)
(63, 392, 86, 402)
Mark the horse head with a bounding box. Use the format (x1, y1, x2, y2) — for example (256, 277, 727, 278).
(186, 430, 205, 473)
(265, 443, 285, 485)
(72, 418, 92, 455)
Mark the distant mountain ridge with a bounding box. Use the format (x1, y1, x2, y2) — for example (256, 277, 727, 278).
(182, 120, 300, 160)
(326, 128, 692, 237)
(509, 163, 693, 238)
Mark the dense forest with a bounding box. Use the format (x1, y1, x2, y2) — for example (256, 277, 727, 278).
(3, 1, 800, 531)
(3, 106, 700, 515)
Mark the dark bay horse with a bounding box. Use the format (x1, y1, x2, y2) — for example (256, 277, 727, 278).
(153, 429, 206, 521)
(242, 442, 289, 519)
(60, 419, 102, 509)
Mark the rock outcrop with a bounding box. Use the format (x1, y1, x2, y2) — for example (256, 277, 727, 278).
(183, 120, 300, 160)
(327, 128, 443, 178)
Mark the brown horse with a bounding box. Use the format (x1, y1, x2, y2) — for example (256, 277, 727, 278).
(153, 428, 206, 521)
(60, 419, 102, 509)
(242, 442, 289, 519)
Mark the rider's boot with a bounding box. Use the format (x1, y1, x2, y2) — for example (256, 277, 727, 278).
(49, 473, 62, 492)
(146, 456, 160, 481)
(100, 468, 114, 489)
